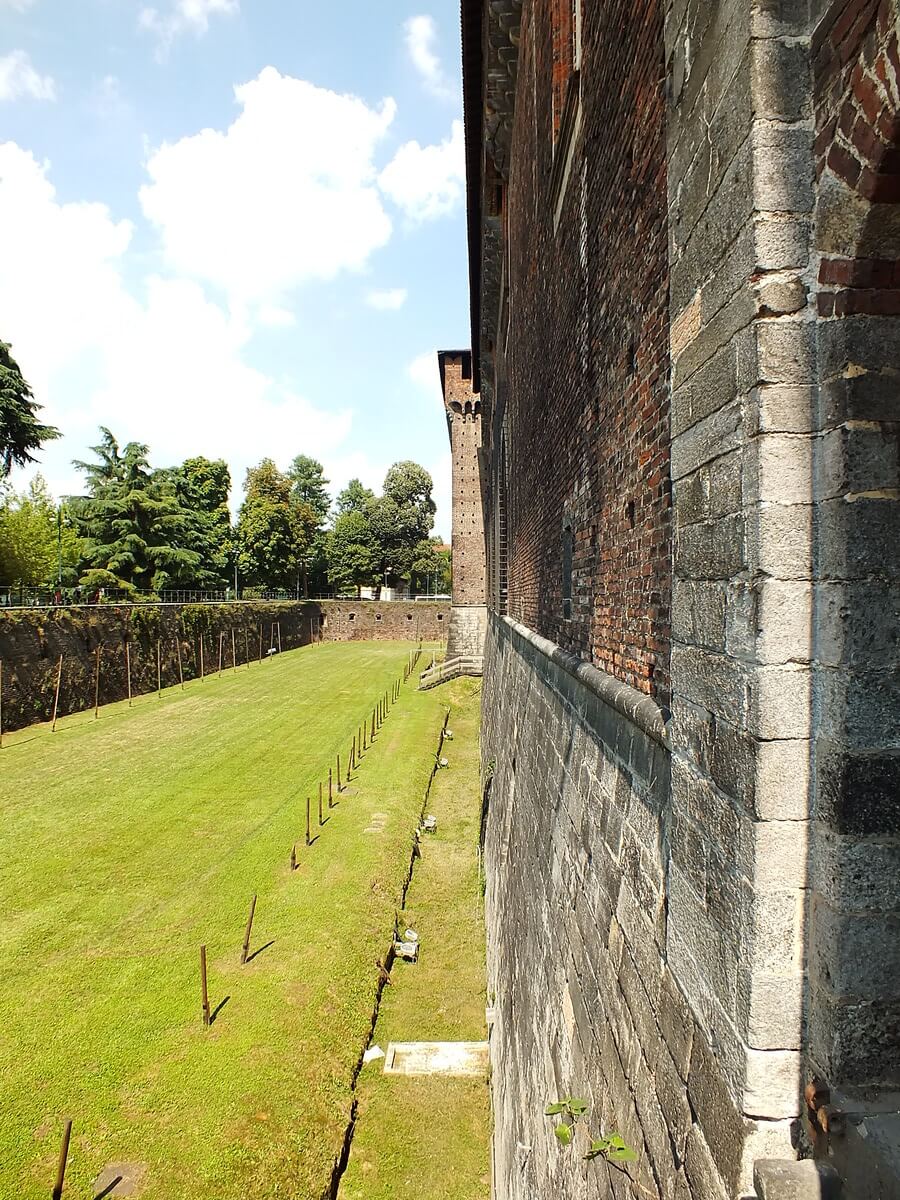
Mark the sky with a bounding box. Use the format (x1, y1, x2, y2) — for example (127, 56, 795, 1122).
(0, 0, 470, 540)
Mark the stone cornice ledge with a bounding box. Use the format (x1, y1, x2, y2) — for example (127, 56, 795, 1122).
(500, 615, 670, 749)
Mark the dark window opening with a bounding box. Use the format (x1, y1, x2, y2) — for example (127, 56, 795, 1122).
(348, 613, 356, 621)
(562, 519, 574, 620)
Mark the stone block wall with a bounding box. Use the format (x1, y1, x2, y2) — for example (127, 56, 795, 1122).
(483, 614, 760, 1200)
(319, 600, 448, 642)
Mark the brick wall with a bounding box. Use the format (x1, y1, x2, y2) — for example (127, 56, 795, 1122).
(319, 600, 448, 642)
(493, 0, 671, 706)
(440, 352, 487, 606)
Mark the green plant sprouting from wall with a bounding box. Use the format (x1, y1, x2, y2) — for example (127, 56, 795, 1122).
(546, 1097, 638, 1182)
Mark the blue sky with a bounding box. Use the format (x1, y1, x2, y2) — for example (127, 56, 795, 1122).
(0, 0, 470, 538)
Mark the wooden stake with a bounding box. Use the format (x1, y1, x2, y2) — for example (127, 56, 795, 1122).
(290, 843, 297, 871)
(244, 628, 250, 669)
(241, 894, 257, 965)
(306, 796, 311, 846)
(371, 710, 375, 741)
(337, 754, 342, 791)
(125, 641, 132, 708)
(52, 1118, 72, 1200)
(176, 637, 184, 691)
(218, 631, 224, 677)
(200, 945, 211, 1026)
(362, 722, 367, 751)
(276, 622, 282, 653)
(156, 638, 162, 698)
(199, 637, 205, 682)
(318, 782, 324, 825)
(328, 767, 333, 808)
(51, 654, 64, 731)
(93, 645, 102, 717)
(232, 628, 237, 673)
(258, 625, 263, 663)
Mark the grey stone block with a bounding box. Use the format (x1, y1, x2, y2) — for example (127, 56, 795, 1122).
(753, 1158, 843, 1200)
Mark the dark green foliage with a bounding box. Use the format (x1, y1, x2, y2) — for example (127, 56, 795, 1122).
(70, 428, 201, 592)
(0, 341, 59, 476)
(327, 510, 379, 594)
(235, 459, 317, 592)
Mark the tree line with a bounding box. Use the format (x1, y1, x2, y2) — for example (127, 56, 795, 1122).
(0, 342, 450, 599)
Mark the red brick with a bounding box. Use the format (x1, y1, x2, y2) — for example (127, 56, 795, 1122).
(827, 141, 864, 185)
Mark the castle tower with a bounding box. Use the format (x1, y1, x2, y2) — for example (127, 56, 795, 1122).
(437, 350, 487, 664)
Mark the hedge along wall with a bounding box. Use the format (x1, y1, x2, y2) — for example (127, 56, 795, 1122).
(0, 600, 448, 734)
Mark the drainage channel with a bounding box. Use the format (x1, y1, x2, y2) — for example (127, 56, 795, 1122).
(325, 705, 451, 1200)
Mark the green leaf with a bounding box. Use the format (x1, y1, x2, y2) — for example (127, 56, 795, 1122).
(607, 1145, 638, 1163)
(554, 1122, 573, 1146)
(545, 1103, 566, 1116)
(568, 1098, 589, 1117)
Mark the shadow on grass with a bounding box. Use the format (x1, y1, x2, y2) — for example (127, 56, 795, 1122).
(245, 940, 275, 964)
(93, 1177, 122, 1200)
(209, 995, 230, 1025)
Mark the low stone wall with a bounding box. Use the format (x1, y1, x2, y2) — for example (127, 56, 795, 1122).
(319, 600, 448, 642)
(481, 613, 757, 1200)
(0, 600, 447, 733)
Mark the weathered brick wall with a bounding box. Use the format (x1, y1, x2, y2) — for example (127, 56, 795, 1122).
(440, 352, 487, 606)
(498, 0, 671, 705)
(0, 601, 445, 732)
(319, 600, 448, 642)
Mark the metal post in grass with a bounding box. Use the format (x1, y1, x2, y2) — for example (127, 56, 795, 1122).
(200, 945, 211, 1026)
(318, 782, 324, 826)
(362, 721, 367, 752)
(176, 638, 184, 691)
(276, 622, 282, 653)
(241, 894, 257, 965)
(51, 1118, 72, 1200)
(50, 654, 64, 731)
(306, 796, 311, 846)
(199, 637, 205, 683)
(244, 628, 251, 670)
(328, 767, 333, 808)
(156, 639, 162, 699)
(371, 710, 375, 741)
(125, 641, 132, 708)
(232, 629, 237, 673)
(258, 625, 263, 663)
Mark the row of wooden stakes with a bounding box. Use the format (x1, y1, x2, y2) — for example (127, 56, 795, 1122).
(0, 622, 289, 747)
(45, 643, 423, 1199)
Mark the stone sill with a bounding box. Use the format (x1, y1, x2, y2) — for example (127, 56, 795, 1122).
(499, 615, 670, 748)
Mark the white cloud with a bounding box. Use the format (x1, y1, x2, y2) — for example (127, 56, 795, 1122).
(407, 348, 441, 398)
(0, 142, 352, 508)
(0, 51, 55, 101)
(257, 304, 296, 328)
(404, 15, 455, 100)
(0, 0, 37, 10)
(140, 0, 238, 53)
(366, 287, 407, 311)
(140, 67, 396, 311)
(379, 120, 465, 222)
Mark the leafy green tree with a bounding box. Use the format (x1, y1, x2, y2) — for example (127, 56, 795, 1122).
(0, 341, 59, 476)
(287, 455, 330, 596)
(335, 478, 376, 517)
(410, 536, 451, 594)
(164, 456, 233, 586)
(369, 461, 436, 587)
(326, 509, 379, 595)
(288, 455, 330, 524)
(71, 428, 200, 592)
(236, 459, 317, 591)
(0, 475, 79, 587)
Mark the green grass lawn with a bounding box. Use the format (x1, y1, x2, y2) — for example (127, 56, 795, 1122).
(0, 640, 463, 1200)
(339, 678, 490, 1200)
